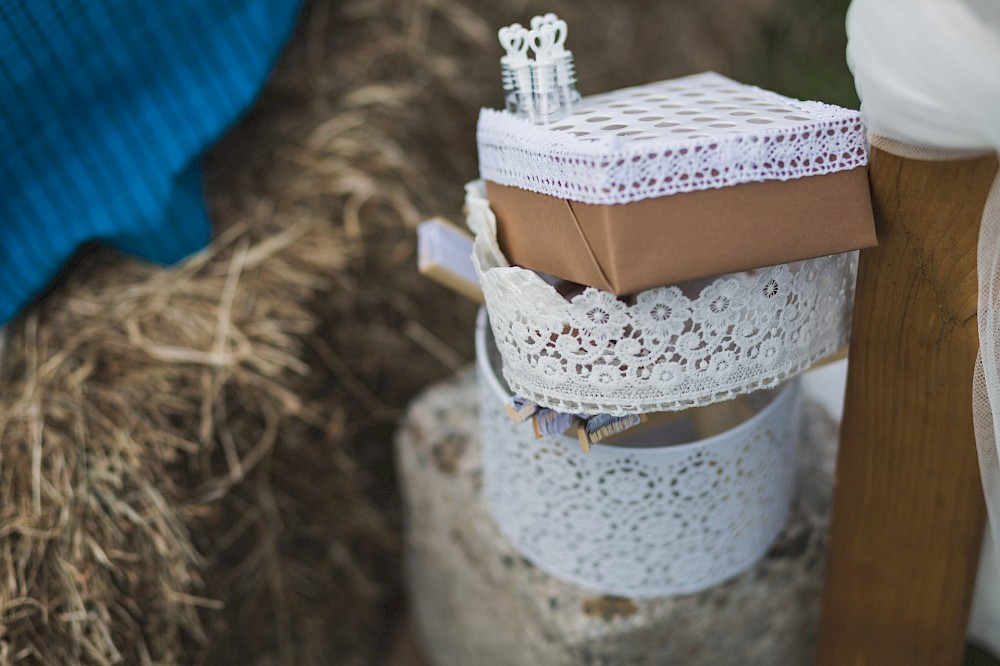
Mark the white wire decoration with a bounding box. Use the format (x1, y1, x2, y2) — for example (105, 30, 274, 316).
(466, 180, 856, 416)
(478, 71, 867, 206)
(476, 310, 801, 598)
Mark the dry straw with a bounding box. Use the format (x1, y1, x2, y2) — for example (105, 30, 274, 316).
(0, 0, 848, 662)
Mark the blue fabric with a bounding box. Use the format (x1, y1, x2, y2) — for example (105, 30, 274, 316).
(0, 0, 302, 324)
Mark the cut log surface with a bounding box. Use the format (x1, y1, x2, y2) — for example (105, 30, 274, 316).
(817, 149, 999, 665)
(397, 368, 841, 666)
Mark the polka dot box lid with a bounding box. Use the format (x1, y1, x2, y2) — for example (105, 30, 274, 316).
(476, 72, 868, 206)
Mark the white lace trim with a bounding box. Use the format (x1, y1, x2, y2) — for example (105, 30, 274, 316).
(466, 180, 856, 416)
(476, 312, 800, 598)
(477, 72, 868, 205)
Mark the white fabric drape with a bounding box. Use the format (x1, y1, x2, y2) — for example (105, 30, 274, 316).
(848, 0, 1000, 149)
(847, 0, 1000, 652)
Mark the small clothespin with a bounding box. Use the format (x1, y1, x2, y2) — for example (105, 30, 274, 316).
(575, 413, 648, 453)
(504, 396, 538, 424)
(531, 408, 581, 439)
(575, 424, 592, 454)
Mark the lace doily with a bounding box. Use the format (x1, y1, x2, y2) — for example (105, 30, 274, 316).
(477, 72, 868, 206)
(466, 180, 856, 416)
(476, 312, 801, 598)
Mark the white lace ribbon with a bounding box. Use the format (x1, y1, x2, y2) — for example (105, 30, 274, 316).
(466, 180, 856, 416)
(847, 0, 1000, 649)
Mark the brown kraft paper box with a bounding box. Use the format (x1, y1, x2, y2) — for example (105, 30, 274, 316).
(485, 167, 876, 295)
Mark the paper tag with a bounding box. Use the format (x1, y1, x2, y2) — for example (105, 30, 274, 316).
(417, 217, 483, 303)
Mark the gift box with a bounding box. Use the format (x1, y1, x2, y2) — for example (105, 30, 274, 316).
(477, 72, 876, 294)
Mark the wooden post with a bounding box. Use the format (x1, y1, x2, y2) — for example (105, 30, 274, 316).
(816, 148, 999, 664)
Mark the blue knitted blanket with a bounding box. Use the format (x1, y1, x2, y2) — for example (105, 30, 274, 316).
(0, 0, 302, 323)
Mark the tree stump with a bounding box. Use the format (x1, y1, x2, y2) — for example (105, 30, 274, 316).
(398, 368, 842, 666)
(816, 148, 999, 664)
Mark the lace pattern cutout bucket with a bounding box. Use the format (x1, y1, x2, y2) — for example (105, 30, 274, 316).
(476, 309, 801, 597)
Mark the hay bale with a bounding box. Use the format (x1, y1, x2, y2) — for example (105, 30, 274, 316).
(0, 211, 386, 664)
(0, 0, 854, 663)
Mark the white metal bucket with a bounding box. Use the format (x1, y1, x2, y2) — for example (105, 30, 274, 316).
(476, 308, 801, 597)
